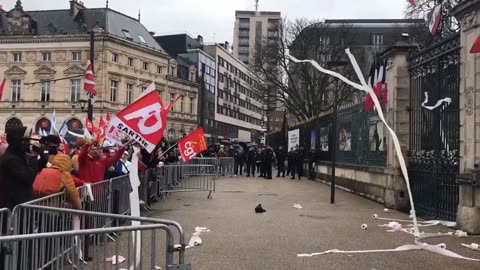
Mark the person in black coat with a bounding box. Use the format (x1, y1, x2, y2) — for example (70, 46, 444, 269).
(257, 148, 265, 177)
(0, 126, 36, 210)
(275, 146, 286, 177)
(286, 147, 294, 176)
(307, 148, 316, 180)
(288, 147, 300, 180)
(297, 147, 305, 179)
(263, 146, 275, 179)
(246, 147, 256, 177)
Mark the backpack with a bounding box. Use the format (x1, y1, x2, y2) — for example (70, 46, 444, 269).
(33, 168, 63, 197)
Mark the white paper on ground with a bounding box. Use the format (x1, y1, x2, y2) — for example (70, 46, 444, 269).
(129, 146, 142, 270)
(106, 255, 126, 265)
(461, 243, 480, 251)
(194, 226, 211, 233)
(293, 204, 303, 209)
(187, 235, 203, 248)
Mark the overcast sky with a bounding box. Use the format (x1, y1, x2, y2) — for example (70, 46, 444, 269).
(3, 0, 407, 43)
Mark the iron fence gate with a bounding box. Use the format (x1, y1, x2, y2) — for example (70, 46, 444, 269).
(408, 33, 460, 221)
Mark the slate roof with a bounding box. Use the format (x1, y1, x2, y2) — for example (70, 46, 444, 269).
(0, 7, 165, 52)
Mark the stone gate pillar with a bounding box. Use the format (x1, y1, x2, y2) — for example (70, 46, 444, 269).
(382, 41, 417, 210)
(452, 0, 480, 234)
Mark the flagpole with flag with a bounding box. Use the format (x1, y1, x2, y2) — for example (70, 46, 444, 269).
(50, 110, 57, 135)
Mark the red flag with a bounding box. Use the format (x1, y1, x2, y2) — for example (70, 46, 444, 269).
(84, 60, 96, 100)
(106, 112, 111, 123)
(110, 91, 180, 153)
(364, 82, 384, 111)
(60, 136, 69, 154)
(408, 0, 416, 6)
(383, 83, 389, 108)
(85, 118, 98, 138)
(98, 116, 107, 143)
(0, 79, 5, 101)
(471, 34, 480, 54)
(178, 128, 207, 162)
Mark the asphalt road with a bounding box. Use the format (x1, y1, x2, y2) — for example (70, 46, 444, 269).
(144, 175, 480, 270)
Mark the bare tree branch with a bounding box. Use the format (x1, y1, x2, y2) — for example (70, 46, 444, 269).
(252, 18, 357, 122)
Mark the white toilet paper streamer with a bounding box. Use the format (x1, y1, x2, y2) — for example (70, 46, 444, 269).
(289, 49, 480, 262)
(129, 146, 142, 270)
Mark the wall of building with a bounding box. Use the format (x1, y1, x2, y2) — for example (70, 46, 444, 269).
(203, 44, 265, 141)
(0, 33, 198, 139)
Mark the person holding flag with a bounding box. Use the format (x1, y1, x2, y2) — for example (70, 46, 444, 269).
(76, 139, 129, 183)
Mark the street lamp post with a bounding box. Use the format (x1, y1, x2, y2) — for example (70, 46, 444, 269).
(327, 60, 347, 204)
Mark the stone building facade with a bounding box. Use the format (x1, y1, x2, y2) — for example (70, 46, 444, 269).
(0, 1, 198, 143)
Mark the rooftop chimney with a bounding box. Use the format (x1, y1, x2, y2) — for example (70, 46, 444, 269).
(224, 41, 229, 50)
(70, 0, 85, 17)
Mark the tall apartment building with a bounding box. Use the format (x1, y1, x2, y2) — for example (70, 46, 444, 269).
(203, 43, 265, 143)
(233, 10, 281, 65)
(0, 1, 199, 143)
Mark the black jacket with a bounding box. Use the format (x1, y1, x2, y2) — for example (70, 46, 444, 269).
(247, 150, 256, 162)
(275, 149, 287, 162)
(0, 148, 35, 210)
(263, 149, 275, 163)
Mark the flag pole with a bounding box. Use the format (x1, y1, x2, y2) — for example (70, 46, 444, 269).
(88, 30, 95, 121)
(158, 142, 178, 159)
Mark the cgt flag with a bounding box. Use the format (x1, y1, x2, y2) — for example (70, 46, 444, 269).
(178, 128, 207, 162)
(408, 0, 416, 6)
(110, 90, 180, 153)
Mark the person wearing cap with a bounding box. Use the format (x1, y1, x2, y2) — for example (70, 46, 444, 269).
(77, 140, 126, 183)
(0, 126, 36, 210)
(115, 151, 131, 175)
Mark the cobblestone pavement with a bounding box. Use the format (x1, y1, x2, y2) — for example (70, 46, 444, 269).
(145, 175, 480, 270)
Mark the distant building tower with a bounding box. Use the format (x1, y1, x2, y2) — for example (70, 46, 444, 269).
(232, 10, 281, 66)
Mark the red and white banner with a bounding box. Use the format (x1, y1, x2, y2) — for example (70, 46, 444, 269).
(110, 90, 180, 153)
(84, 60, 96, 101)
(178, 128, 207, 162)
(105, 123, 123, 146)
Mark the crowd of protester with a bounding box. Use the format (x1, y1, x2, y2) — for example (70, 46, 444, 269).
(0, 126, 183, 212)
(203, 143, 317, 181)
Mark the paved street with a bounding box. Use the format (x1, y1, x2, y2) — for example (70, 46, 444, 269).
(146, 175, 480, 270)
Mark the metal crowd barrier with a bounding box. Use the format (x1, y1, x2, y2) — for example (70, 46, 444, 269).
(188, 157, 234, 176)
(150, 164, 217, 199)
(0, 208, 10, 236)
(218, 157, 234, 176)
(1, 206, 190, 270)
